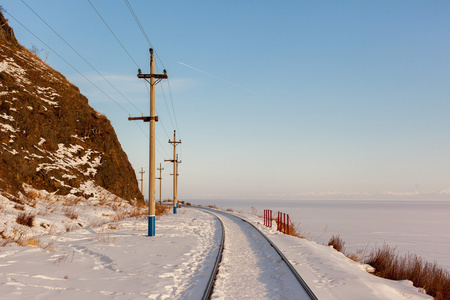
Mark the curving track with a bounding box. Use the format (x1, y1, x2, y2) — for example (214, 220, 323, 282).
(197, 207, 318, 300)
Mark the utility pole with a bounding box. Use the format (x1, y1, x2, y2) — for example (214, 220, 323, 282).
(139, 167, 145, 196)
(165, 130, 181, 214)
(128, 48, 167, 236)
(157, 163, 163, 205)
(169, 155, 182, 213)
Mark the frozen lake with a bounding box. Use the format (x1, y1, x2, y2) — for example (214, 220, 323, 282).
(191, 199, 450, 272)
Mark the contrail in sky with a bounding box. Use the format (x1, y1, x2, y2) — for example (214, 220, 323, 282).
(178, 62, 258, 95)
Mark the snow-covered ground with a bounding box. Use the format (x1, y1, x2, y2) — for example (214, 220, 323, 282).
(233, 210, 431, 300)
(0, 207, 220, 299)
(1, 204, 431, 299)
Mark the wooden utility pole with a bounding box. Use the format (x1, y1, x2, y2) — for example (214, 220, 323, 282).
(156, 163, 163, 205)
(128, 48, 167, 236)
(139, 167, 145, 196)
(165, 130, 181, 214)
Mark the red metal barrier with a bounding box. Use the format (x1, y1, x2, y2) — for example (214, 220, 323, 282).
(276, 212, 290, 235)
(264, 209, 273, 228)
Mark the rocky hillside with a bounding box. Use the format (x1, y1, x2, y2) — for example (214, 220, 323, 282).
(0, 11, 143, 203)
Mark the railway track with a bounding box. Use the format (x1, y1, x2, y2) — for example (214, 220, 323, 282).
(197, 207, 318, 300)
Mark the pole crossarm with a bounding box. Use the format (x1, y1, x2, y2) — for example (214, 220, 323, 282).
(137, 74, 168, 79)
(137, 74, 167, 85)
(128, 116, 158, 122)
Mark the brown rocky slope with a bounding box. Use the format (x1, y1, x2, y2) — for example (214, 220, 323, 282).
(0, 11, 143, 202)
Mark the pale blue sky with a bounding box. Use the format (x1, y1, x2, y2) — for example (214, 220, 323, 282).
(2, 0, 450, 201)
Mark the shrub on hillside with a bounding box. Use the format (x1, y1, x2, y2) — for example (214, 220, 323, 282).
(62, 207, 78, 220)
(328, 234, 345, 252)
(16, 212, 35, 227)
(155, 203, 169, 219)
(289, 221, 308, 239)
(365, 244, 450, 299)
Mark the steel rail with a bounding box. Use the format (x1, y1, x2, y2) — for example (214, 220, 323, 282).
(197, 207, 318, 300)
(194, 208, 225, 300)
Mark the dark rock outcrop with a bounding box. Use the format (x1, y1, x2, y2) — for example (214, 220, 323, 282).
(0, 11, 17, 44)
(0, 11, 143, 202)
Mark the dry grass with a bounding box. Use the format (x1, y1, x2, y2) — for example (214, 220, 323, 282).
(112, 209, 128, 222)
(96, 233, 116, 244)
(107, 224, 118, 230)
(328, 234, 450, 299)
(17, 236, 40, 247)
(1, 225, 33, 246)
(16, 212, 35, 227)
(62, 197, 82, 206)
(288, 221, 309, 239)
(14, 204, 25, 211)
(251, 206, 258, 216)
(53, 251, 75, 265)
(345, 249, 365, 263)
(155, 203, 170, 219)
(328, 234, 345, 252)
(62, 206, 78, 220)
(40, 240, 56, 252)
(365, 244, 450, 299)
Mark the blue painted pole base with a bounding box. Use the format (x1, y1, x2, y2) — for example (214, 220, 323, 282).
(173, 206, 177, 214)
(148, 215, 155, 236)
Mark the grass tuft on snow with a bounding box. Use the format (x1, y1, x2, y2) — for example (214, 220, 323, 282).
(365, 244, 450, 300)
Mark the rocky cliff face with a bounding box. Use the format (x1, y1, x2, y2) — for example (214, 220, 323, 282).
(0, 12, 143, 202)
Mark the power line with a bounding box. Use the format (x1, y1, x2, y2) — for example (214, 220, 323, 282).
(20, 0, 143, 114)
(123, 0, 153, 49)
(4, 10, 130, 115)
(142, 81, 171, 140)
(6, 7, 173, 163)
(122, 0, 165, 68)
(131, 121, 171, 158)
(158, 83, 176, 133)
(121, 0, 181, 139)
(87, 0, 174, 152)
(87, 0, 140, 69)
(166, 80, 181, 137)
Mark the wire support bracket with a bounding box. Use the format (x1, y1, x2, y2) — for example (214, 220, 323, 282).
(138, 74, 167, 86)
(128, 115, 158, 122)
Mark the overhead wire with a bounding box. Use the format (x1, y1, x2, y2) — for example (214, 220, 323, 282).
(158, 83, 176, 132)
(6, 5, 174, 185)
(4, 10, 130, 115)
(123, 0, 153, 49)
(87, 0, 140, 69)
(8, 5, 172, 161)
(142, 82, 171, 140)
(87, 0, 173, 156)
(122, 0, 181, 140)
(20, 0, 143, 114)
(16, 1, 163, 160)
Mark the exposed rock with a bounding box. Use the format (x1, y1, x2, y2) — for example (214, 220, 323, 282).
(0, 11, 143, 202)
(0, 10, 18, 44)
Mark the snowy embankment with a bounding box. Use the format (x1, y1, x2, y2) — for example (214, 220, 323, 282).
(233, 211, 431, 300)
(1, 205, 431, 299)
